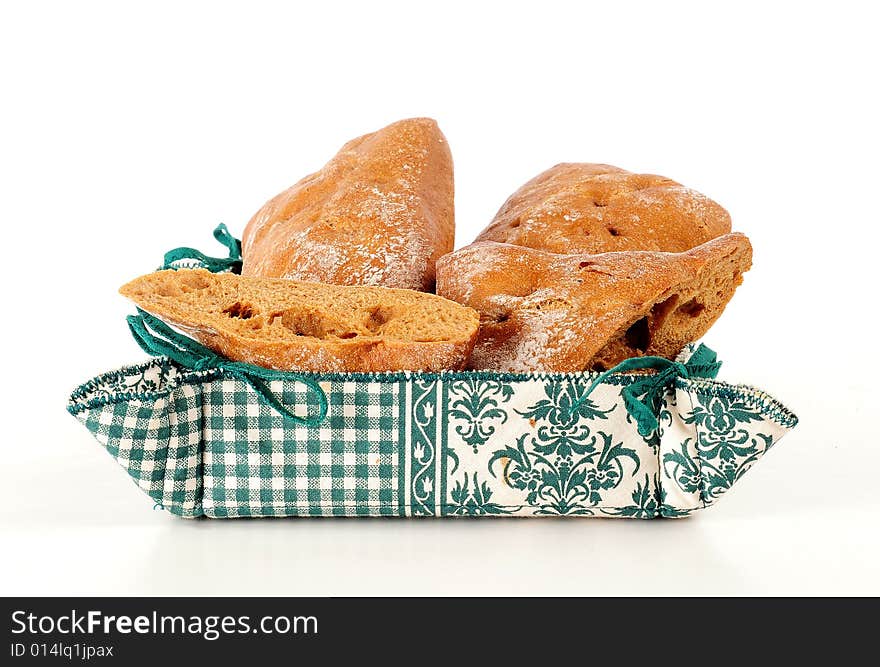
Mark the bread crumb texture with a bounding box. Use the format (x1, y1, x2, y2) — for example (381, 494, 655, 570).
(120, 269, 479, 372)
(436, 234, 752, 373)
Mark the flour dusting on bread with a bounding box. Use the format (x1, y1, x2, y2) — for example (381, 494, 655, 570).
(476, 163, 731, 255)
(436, 237, 752, 373)
(241, 118, 454, 292)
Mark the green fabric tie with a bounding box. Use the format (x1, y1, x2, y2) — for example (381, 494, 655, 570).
(126, 309, 328, 427)
(569, 344, 722, 437)
(162, 223, 243, 273)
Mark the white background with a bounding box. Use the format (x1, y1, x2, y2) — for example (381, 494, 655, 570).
(1, 1, 878, 595)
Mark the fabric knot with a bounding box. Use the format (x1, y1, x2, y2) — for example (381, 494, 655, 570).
(568, 344, 721, 437)
(192, 356, 220, 372)
(161, 223, 243, 273)
(126, 309, 328, 426)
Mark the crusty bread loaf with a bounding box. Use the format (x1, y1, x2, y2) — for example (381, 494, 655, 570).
(435, 234, 752, 373)
(475, 163, 731, 254)
(120, 269, 479, 373)
(241, 117, 454, 291)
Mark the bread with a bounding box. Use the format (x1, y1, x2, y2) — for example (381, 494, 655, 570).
(119, 269, 479, 373)
(435, 234, 752, 373)
(241, 117, 454, 291)
(475, 163, 731, 254)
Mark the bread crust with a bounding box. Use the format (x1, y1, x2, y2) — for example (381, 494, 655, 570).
(120, 270, 479, 373)
(241, 117, 454, 291)
(436, 234, 752, 373)
(476, 163, 731, 254)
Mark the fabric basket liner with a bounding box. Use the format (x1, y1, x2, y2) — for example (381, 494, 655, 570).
(68, 344, 797, 518)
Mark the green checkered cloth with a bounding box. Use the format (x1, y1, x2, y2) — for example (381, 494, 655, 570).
(68, 345, 798, 519)
(202, 375, 400, 517)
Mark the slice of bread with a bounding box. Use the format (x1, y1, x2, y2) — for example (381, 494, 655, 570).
(475, 163, 731, 254)
(242, 117, 454, 292)
(120, 269, 479, 372)
(436, 234, 752, 373)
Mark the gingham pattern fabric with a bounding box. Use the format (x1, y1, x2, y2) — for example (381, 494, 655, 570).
(68, 347, 798, 519)
(201, 377, 401, 517)
(70, 361, 203, 516)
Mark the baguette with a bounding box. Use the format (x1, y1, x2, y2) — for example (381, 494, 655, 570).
(436, 234, 752, 373)
(120, 269, 479, 373)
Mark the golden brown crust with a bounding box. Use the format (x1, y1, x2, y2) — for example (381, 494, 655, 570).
(475, 163, 731, 254)
(241, 117, 454, 291)
(435, 234, 752, 372)
(120, 269, 479, 373)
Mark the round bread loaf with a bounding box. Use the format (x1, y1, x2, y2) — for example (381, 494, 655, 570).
(242, 117, 454, 292)
(475, 163, 731, 254)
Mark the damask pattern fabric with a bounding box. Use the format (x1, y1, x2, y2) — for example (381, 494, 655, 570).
(68, 345, 797, 519)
